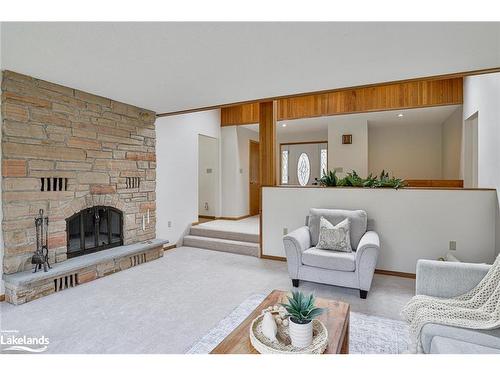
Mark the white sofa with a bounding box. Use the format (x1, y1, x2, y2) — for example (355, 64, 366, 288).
(416, 259, 500, 353)
(283, 208, 380, 299)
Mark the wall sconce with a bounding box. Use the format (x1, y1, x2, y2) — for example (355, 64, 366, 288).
(342, 134, 352, 144)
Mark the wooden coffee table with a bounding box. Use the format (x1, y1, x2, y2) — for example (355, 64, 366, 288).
(211, 290, 350, 354)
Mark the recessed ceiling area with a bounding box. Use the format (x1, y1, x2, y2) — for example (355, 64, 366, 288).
(1, 22, 499, 113)
(240, 105, 462, 134)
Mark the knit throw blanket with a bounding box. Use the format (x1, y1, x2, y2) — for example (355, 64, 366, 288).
(401, 255, 500, 353)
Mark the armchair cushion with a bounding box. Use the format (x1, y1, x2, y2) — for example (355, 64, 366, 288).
(308, 208, 367, 250)
(302, 247, 356, 271)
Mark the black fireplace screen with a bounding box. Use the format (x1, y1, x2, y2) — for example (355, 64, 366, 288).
(66, 206, 123, 258)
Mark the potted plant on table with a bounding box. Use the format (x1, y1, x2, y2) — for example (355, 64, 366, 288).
(281, 291, 325, 348)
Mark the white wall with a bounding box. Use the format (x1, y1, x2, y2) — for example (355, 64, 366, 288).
(220, 126, 259, 217)
(328, 118, 368, 177)
(220, 127, 238, 217)
(262, 187, 497, 274)
(198, 135, 219, 217)
(463, 73, 500, 190)
(156, 109, 221, 245)
(463, 73, 500, 255)
(442, 107, 463, 179)
(368, 122, 443, 179)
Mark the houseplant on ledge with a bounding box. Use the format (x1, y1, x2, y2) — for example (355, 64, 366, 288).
(281, 291, 325, 348)
(316, 169, 407, 189)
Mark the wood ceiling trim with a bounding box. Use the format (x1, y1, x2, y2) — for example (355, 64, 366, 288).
(221, 77, 464, 126)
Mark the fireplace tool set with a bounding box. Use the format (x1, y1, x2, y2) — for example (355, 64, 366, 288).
(32, 209, 51, 273)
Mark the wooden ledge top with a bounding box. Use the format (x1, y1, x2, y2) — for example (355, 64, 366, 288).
(262, 185, 496, 192)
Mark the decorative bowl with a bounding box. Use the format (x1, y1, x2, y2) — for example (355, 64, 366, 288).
(249, 313, 328, 354)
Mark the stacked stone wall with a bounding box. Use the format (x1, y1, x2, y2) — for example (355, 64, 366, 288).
(1, 71, 156, 274)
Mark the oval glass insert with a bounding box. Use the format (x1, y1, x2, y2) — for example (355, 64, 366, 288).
(297, 153, 311, 186)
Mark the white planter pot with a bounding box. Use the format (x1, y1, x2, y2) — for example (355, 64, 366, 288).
(288, 318, 313, 348)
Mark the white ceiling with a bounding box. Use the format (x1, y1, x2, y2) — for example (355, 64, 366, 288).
(1, 22, 499, 113)
(240, 105, 462, 134)
(365, 105, 461, 128)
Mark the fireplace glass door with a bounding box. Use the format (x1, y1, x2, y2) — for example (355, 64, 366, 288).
(66, 206, 123, 258)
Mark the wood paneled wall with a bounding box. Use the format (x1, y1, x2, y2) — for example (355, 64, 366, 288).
(221, 102, 259, 126)
(259, 101, 277, 187)
(220, 77, 463, 126)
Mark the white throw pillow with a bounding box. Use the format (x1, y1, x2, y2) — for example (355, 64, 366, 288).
(316, 217, 352, 252)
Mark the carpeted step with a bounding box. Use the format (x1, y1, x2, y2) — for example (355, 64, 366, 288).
(182, 235, 260, 257)
(189, 226, 259, 243)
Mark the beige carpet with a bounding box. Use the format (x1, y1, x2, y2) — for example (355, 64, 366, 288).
(196, 216, 259, 235)
(0, 247, 414, 354)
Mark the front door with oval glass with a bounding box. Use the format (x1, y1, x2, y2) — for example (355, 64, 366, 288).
(280, 142, 327, 186)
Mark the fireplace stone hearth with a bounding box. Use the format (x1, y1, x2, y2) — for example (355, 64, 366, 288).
(3, 239, 168, 305)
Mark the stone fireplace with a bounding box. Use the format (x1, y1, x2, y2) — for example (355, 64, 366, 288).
(1, 71, 165, 304)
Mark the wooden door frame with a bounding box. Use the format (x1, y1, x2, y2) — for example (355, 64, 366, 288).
(279, 140, 328, 186)
(249, 139, 260, 216)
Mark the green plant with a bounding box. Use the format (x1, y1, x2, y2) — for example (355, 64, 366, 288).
(362, 173, 377, 188)
(281, 290, 325, 324)
(317, 169, 406, 189)
(316, 169, 338, 187)
(342, 170, 365, 187)
(372, 170, 407, 189)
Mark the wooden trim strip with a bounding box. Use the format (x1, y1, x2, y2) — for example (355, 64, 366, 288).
(261, 255, 286, 261)
(264, 185, 496, 191)
(198, 215, 216, 219)
(194, 215, 254, 225)
(163, 244, 177, 251)
(375, 269, 416, 279)
(216, 214, 254, 221)
(156, 67, 500, 118)
(406, 179, 464, 188)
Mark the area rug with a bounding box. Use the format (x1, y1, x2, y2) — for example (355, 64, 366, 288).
(186, 293, 410, 354)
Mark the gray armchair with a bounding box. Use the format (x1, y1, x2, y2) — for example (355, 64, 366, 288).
(415, 259, 500, 353)
(283, 209, 380, 299)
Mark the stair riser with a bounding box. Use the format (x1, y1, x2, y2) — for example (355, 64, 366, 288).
(189, 227, 259, 243)
(183, 238, 259, 257)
